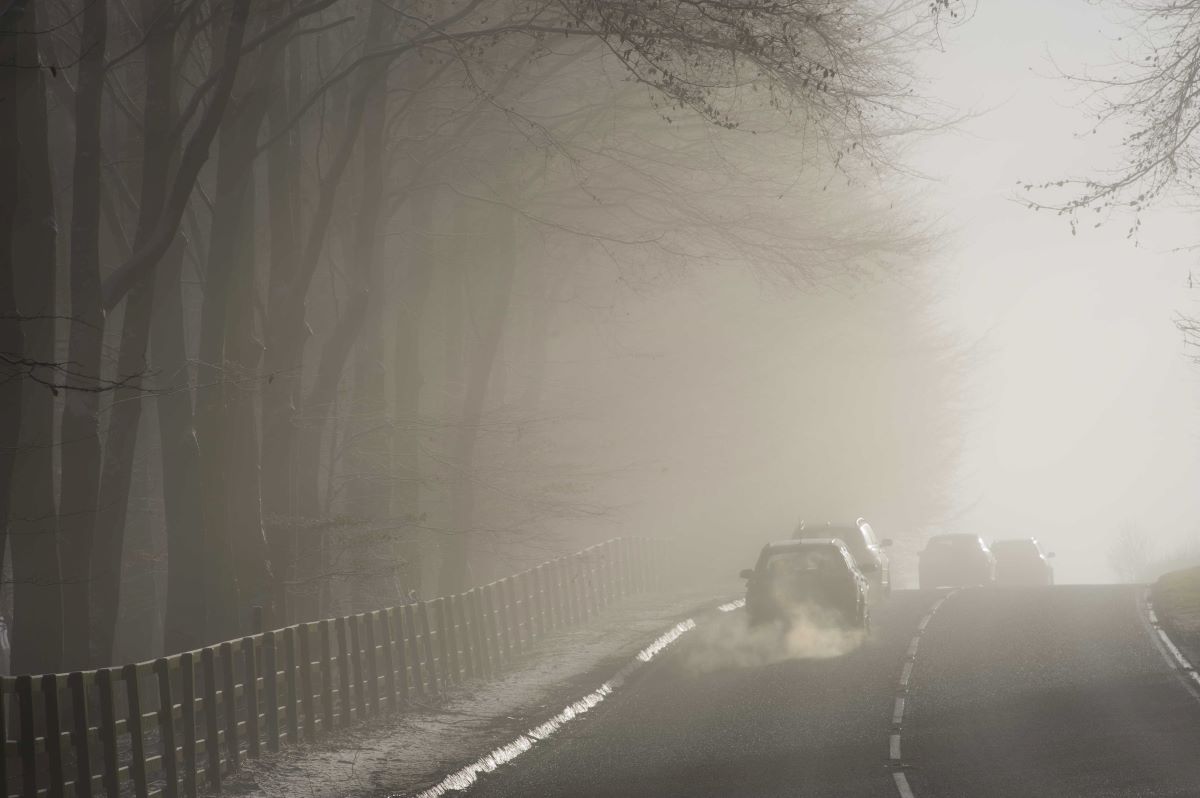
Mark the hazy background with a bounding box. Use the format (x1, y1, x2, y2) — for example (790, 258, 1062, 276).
(495, 0, 1200, 586)
(915, 0, 1200, 582)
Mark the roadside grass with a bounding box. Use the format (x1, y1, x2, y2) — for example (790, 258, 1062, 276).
(1153, 565, 1200, 665)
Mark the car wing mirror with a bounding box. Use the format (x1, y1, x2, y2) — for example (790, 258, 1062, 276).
(880, 538, 893, 548)
(739, 568, 754, 580)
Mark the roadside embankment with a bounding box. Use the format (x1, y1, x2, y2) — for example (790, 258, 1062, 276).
(1152, 566, 1200, 666)
(225, 587, 737, 798)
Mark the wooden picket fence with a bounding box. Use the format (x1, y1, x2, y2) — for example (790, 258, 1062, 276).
(2, 537, 670, 798)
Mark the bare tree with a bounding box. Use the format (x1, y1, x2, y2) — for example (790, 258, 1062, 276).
(1110, 522, 1154, 583)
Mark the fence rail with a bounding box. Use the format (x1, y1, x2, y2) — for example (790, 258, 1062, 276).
(3, 537, 670, 798)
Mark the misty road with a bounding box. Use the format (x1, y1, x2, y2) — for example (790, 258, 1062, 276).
(440, 587, 1200, 798)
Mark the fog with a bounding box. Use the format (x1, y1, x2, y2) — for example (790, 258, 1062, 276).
(910, 0, 1200, 582)
(5, 0, 1200, 680)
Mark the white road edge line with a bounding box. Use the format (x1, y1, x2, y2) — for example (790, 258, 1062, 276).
(406, 599, 744, 797)
(1141, 590, 1200, 700)
(899, 661, 914, 690)
(891, 588, 959, 798)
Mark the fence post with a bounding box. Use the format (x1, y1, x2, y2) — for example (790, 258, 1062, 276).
(469, 590, 491, 678)
(418, 602, 440, 694)
(483, 586, 505, 671)
(281, 628, 299, 745)
(503, 579, 523, 656)
(218, 644, 240, 772)
(491, 583, 512, 663)
(41, 673, 63, 798)
(296, 625, 315, 743)
(200, 649, 221, 792)
(346, 616, 366, 722)
(560, 559, 573, 626)
(363, 613, 380, 715)
(600, 541, 615, 607)
(154, 659, 178, 798)
(402, 604, 425, 696)
(263, 631, 280, 752)
(0, 682, 6, 798)
(566, 558, 581, 625)
(452, 594, 475, 679)
(68, 671, 92, 798)
(435, 598, 457, 685)
(241, 637, 260, 758)
(123, 664, 149, 798)
(571, 556, 588, 624)
(334, 618, 352, 727)
(458, 595, 477, 676)
(532, 566, 547, 643)
(520, 572, 536, 646)
(391, 609, 410, 703)
(318, 621, 335, 734)
(378, 610, 398, 710)
(95, 669, 119, 798)
(180, 652, 199, 798)
(16, 675, 36, 798)
(583, 553, 599, 618)
(638, 539, 648, 591)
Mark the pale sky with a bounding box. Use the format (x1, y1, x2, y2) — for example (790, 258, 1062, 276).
(912, 0, 1200, 581)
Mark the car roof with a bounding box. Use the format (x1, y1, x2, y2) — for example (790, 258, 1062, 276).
(991, 537, 1040, 548)
(796, 519, 865, 533)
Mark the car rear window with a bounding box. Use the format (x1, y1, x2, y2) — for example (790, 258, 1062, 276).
(766, 549, 846, 576)
(928, 535, 981, 548)
(992, 540, 1038, 555)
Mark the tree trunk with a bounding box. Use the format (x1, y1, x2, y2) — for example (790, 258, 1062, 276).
(287, 0, 391, 619)
(261, 46, 303, 623)
(152, 238, 209, 653)
(291, 291, 369, 620)
(91, 279, 155, 665)
(90, 0, 180, 665)
(343, 11, 393, 613)
(194, 99, 264, 643)
(58, 0, 108, 670)
(0, 7, 24, 659)
(439, 199, 519, 594)
(391, 191, 438, 601)
(223, 170, 273, 625)
(9, 0, 64, 674)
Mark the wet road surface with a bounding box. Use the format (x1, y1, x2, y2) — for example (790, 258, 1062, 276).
(420, 586, 1200, 797)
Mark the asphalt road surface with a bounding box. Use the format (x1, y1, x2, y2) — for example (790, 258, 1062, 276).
(439, 586, 1200, 798)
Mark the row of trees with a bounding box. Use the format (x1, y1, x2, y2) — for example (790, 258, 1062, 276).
(1, 0, 954, 675)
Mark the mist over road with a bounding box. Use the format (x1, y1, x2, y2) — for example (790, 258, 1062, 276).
(430, 587, 1200, 798)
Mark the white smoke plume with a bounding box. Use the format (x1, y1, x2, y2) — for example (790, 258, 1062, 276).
(681, 603, 866, 674)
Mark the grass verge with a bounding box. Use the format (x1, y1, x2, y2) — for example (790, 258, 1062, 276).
(1153, 565, 1200, 666)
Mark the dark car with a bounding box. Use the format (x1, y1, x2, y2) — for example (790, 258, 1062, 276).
(991, 537, 1055, 586)
(739, 539, 870, 629)
(918, 533, 995, 589)
(793, 518, 892, 600)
